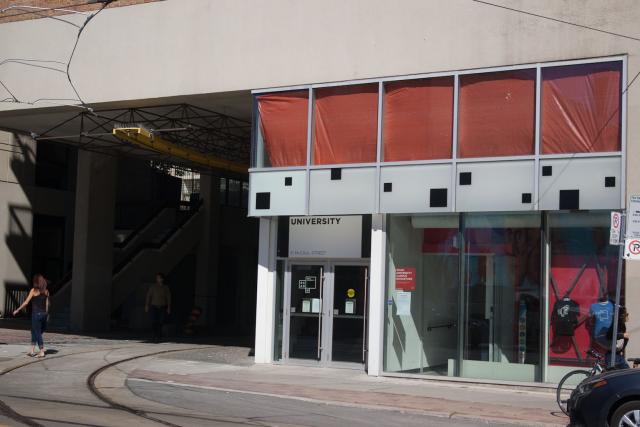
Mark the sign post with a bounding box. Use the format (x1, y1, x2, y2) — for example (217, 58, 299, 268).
(610, 213, 625, 368)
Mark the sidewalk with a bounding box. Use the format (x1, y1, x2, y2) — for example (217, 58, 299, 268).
(124, 350, 568, 427)
(0, 332, 569, 427)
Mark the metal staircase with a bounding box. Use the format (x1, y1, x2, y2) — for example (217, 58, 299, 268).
(48, 200, 204, 330)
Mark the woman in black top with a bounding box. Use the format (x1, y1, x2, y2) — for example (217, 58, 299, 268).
(13, 274, 49, 358)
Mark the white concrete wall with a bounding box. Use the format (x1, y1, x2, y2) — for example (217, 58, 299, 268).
(0, 0, 639, 109)
(0, 131, 34, 315)
(0, 131, 77, 316)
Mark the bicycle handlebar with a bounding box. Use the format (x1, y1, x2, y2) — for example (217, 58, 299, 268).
(587, 349, 604, 360)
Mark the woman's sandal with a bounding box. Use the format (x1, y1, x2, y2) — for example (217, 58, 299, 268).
(35, 353, 45, 358)
(27, 352, 37, 357)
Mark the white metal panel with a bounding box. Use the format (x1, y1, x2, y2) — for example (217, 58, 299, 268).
(367, 214, 385, 376)
(254, 218, 277, 363)
(309, 167, 376, 215)
(538, 157, 622, 210)
(380, 164, 453, 213)
(456, 161, 535, 212)
(249, 170, 307, 216)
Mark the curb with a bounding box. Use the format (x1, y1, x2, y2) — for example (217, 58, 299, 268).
(126, 377, 566, 427)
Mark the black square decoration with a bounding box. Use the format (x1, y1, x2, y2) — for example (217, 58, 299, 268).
(430, 188, 448, 208)
(459, 172, 472, 186)
(542, 166, 552, 176)
(559, 190, 579, 210)
(284, 177, 292, 186)
(521, 193, 532, 204)
(331, 168, 342, 180)
(383, 182, 392, 192)
(255, 192, 270, 210)
(605, 176, 616, 188)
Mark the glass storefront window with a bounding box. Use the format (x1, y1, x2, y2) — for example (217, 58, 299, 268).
(458, 70, 536, 158)
(547, 212, 623, 373)
(384, 211, 626, 383)
(382, 77, 454, 161)
(384, 213, 542, 382)
(313, 84, 378, 165)
(541, 61, 622, 154)
(460, 213, 541, 381)
(255, 91, 309, 168)
(384, 214, 460, 376)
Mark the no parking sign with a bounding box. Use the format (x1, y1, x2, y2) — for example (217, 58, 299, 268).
(624, 238, 640, 260)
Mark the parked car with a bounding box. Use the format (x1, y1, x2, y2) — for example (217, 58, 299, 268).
(568, 367, 640, 426)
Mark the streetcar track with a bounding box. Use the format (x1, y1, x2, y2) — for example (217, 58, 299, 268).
(85, 347, 209, 427)
(0, 344, 201, 427)
(87, 347, 277, 427)
(0, 345, 133, 427)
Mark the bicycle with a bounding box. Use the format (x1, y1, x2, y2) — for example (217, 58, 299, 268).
(556, 349, 609, 415)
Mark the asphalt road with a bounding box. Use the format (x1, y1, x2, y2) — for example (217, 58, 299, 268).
(0, 342, 518, 427)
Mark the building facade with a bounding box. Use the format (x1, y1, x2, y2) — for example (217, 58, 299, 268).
(246, 2, 640, 385)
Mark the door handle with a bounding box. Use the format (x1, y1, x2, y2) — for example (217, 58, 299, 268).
(362, 267, 368, 363)
(317, 267, 324, 361)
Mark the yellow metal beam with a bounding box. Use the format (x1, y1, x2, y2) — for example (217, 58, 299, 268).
(112, 127, 248, 174)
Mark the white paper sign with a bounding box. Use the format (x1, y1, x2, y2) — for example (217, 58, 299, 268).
(289, 216, 362, 258)
(345, 300, 355, 315)
(311, 298, 321, 313)
(302, 300, 311, 313)
(396, 291, 412, 316)
(627, 196, 640, 239)
(610, 211, 622, 245)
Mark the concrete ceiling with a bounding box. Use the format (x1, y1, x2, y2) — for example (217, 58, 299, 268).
(0, 90, 254, 172)
(0, 90, 253, 136)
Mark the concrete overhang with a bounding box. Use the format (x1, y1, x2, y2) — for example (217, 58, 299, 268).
(0, 91, 253, 174)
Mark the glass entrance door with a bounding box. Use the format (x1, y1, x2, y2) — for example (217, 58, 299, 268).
(288, 264, 324, 360)
(284, 263, 368, 366)
(331, 265, 368, 364)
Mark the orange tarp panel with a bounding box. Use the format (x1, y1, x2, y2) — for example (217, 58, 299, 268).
(541, 61, 622, 154)
(313, 84, 378, 165)
(383, 78, 454, 161)
(458, 70, 536, 158)
(257, 91, 308, 167)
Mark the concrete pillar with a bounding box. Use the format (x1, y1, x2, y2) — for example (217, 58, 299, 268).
(254, 217, 277, 363)
(194, 172, 220, 329)
(70, 151, 117, 331)
(367, 214, 386, 376)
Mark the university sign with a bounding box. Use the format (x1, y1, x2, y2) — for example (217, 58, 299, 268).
(288, 216, 362, 258)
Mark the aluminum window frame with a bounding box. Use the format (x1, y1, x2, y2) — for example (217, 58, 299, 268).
(250, 55, 627, 214)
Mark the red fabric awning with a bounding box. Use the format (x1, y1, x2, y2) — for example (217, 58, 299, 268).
(458, 70, 536, 158)
(313, 84, 378, 165)
(257, 91, 309, 167)
(383, 77, 454, 161)
(541, 61, 622, 154)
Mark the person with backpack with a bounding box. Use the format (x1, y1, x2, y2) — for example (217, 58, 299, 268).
(605, 306, 630, 369)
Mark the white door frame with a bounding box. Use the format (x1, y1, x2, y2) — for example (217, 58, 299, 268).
(283, 259, 369, 368)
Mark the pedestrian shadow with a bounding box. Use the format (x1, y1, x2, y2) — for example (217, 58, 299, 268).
(44, 349, 59, 355)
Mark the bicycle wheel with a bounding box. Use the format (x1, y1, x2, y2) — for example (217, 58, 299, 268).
(557, 369, 590, 415)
